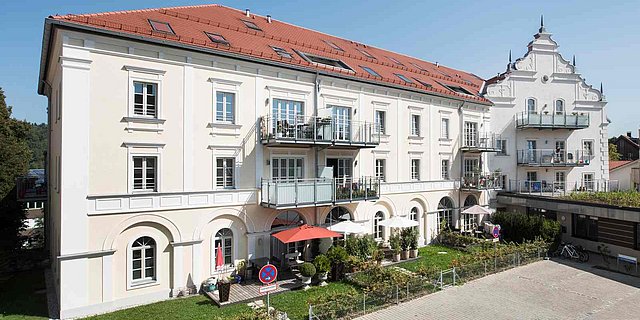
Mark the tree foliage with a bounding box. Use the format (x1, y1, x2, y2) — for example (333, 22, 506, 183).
(609, 143, 621, 161)
(491, 211, 561, 244)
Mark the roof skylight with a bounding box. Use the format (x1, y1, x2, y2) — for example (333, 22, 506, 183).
(300, 52, 352, 70)
(395, 73, 413, 84)
(205, 32, 229, 45)
(271, 46, 293, 59)
(410, 62, 427, 72)
(357, 49, 375, 59)
(387, 56, 405, 66)
(442, 83, 474, 95)
(414, 78, 433, 88)
(323, 40, 344, 51)
(360, 66, 381, 78)
(148, 20, 175, 34)
(241, 20, 262, 31)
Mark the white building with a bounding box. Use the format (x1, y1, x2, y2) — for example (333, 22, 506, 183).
(484, 18, 609, 195)
(38, 5, 497, 318)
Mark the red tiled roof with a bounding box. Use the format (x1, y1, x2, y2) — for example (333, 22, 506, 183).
(48, 4, 491, 105)
(610, 160, 632, 171)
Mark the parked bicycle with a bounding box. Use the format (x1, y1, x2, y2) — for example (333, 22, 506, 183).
(554, 242, 589, 262)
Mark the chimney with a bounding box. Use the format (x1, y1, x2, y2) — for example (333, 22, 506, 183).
(628, 131, 633, 138)
(267, 15, 272, 23)
(245, 9, 250, 17)
(436, 62, 439, 67)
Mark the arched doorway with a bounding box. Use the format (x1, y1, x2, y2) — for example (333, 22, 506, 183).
(437, 197, 455, 229)
(270, 210, 306, 266)
(462, 195, 478, 231)
(324, 206, 353, 225)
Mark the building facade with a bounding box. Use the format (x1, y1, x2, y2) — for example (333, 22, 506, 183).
(484, 20, 609, 195)
(610, 132, 639, 161)
(38, 5, 497, 318)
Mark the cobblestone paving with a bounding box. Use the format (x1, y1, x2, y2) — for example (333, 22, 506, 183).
(356, 259, 640, 320)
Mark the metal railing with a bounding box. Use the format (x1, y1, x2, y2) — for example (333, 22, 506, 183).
(16, 176, 47, 201)
(461, 133, 501, 151)
(516, 149, 590, 166)
(308, 248, 546, 320)
(259, 114, 380, 146)
(260, 177, 380, 208)
(516, 112, 589, 129)
(506, 179, 620, 196)
(462, 172, 504, 190)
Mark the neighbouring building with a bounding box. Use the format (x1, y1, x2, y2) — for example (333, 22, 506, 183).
(38, 4, 498, 318)
(610, 131, 639, 161)
(609, 160, 640, 191)
(484, 18, 610, 195)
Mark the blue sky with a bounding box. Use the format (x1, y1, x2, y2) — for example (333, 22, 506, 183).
(1, 0, 638, 136)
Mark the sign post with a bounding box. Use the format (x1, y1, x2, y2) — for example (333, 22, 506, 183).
(259, 264, 278, 311)
(492, 225, 500, 270)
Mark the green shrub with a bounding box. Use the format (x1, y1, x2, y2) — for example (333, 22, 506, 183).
(344, 235, 377, 260)
(400, 228, 412, 251)
(389, 233, 401, 254)
(491, 211, 560, 244)
(409, 228, 419, 250)
(313, 254, 331, 274)
(327, 246, 349, 265)
(300, 262, 316, 277)
(440, 230, 483, 248)
(562, 191, 640, 208)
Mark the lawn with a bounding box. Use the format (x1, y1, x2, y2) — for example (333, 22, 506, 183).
(0, 268, 49, 319)
(84, 295, 252, 320)
(395, 244, 469, 273)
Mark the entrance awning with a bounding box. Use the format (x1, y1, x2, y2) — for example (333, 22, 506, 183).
(272, 224, 342, 243)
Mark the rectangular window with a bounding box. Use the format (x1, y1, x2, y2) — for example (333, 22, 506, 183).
(205, 32, 229, 45)
(301, 52, 352, 70)
(375, 110, 386, 134)
(464, 158, 479, 177)
(375, 159, 386, 182)
(357, 49, 375, 59)
(387, 56, 405, 66)
(360, 65, 381, 78)
(272, 98, 304, 138)
(395, 73, 413, 84)
(526, 171, 538, 182)
(573, 214, 598, 241)
(241, 20, 262, 31)
(441, 160, 450, 180)
(149, 20, 175, 34)
(216, 158, 235, 188)
(496, 139, 507, 155)
(133, 82, 158, 117)
(441, 118, 450, 139)
(411, 114, 421, 136)
(323, 40, 344, 51)
(583, 140, 594, 157)
(215, 91, 235, 123)
(133, 156, 157, 192)
(272, 157, 304, 181)
(411, 159, 420, 181)
(271, 46, 292, 59)
(583, 173, 594, 191)
(464, 122, 478, 147)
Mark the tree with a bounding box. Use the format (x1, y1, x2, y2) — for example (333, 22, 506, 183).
(609, 143, 621, 161)
(0, 87, 31, 251)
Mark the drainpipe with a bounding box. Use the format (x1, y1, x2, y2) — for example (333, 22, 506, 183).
(458, 102, 465, 229)
(314, 72, 320, 224)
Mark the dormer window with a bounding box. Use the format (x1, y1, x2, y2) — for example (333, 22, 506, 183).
(205, 32, 229, 45)
(148, 20, 175, 34)
(241, 20, 262, 31)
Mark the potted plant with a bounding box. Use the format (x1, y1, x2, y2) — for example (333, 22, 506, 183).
(299, 262, 316, 290)
(235, 260, 246, 283)
(327, 246, 349, 281)
(400, 228, 411, 260)
(217, 278, 231, 302)
(390, 233, 401, 262)
(409, 228, 419, 258)
(372, 248, 384, 266)
(313, 254, 330, 286)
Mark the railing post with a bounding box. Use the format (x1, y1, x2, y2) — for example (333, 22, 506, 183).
(363, 292, 366, 315)
(308, 305, 312, 320)
(314, 178, 317, 204)
(295, 179, 298, 206)
(396, 285, 399, 305)
(453, 267, 456, 286)
(274, 180, 278, 207)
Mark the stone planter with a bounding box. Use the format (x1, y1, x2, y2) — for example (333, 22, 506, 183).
(317, 272, 328, 286)
(410, 249, 418, 259)
(301, 276, 312, 290)
(217, 281, 231, 302)
(401, 250, 409, 260)
(393, 253, 401, 262)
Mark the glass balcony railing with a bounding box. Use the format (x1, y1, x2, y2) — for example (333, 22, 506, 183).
(461, 133, 501, 152)
(515, 112, 589, 129)
(260, 177, 380, 208)
(516, 149, 591, 166)
(259, 115, 380, 148)
(462, 172, 504, 190)
(506, 179, 620, 196)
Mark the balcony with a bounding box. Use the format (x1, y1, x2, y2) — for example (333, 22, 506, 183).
(259, 115, 380, 149)
(517, 149, 590, 167)
(515, 112, 589, 130)
(260, 177, 380, 209)
(506, 179, 620, 197)
(461, 172, 504, 190)
(460, 133, 501, 153)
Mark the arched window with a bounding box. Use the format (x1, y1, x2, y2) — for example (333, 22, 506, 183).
(271, 210, 305, 230)
(462, 195, 478, 231)
(131, 236, 156, 283)
(373, 211, 385, 240)
(325, 207, 352, 225)
(410, 207, 420, 231)
(438, 197, 455, 228)
(527, 98, 536, 114)
(555, 100, 564, 115)
(463, 195, 478, 208)
(214, 228, 233, 268)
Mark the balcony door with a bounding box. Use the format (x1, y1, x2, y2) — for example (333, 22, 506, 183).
(526, 140, 537, 162)
(326, 158, 352, 182)
(464, 122, 478, 147)
(555, 141, 566, 163)
(272, 99, 304, 138)
(332, 106, 351, 141)
(464, 158, 480, 178)
(272, 157, 304, 181)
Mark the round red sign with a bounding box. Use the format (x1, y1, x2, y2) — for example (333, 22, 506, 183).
(259, 264, 278, 284)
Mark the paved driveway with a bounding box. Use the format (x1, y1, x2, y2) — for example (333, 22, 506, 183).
(356, 259, 640, 320)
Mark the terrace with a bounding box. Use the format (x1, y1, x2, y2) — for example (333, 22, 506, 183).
(460, 133, 502, 153)
(260, 177, 380, 208)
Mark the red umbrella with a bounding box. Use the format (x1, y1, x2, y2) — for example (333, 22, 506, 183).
(215, 244, 223, 269)
(272, 224, 342, 243)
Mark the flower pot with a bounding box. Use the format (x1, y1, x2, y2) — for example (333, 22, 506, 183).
(317, 272, 328, 286)
(217, 281, 231, 302)
(301, 276, 312, 290)
(410, 249, 418, 259)
(393, 253, 401, 262)
(401, 250, 409, 260)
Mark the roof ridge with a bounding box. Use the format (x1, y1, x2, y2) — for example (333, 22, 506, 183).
(52, 3, 221, 19)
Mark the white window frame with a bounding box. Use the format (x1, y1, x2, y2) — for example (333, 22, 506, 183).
(441, 159, 450, 180)
(216, 157, 236, 189)
(125, 66, 165, 119)
(210, 78, 242, 125)
(132, 156, 158, 193)
(125, 143, 164, 194)
(464, 122, 478, 147)
(373, 211, 385, 241)
(271, 156, 305, 181)
(215, 91, 236, 124)
(496, 139, 508, 156)
(554, 99, 565, 115)
(441, 117, 450, 140)
(374, 110, 386, 135)
(526, 97, 537, 114)
(411, 159, 421, 181)
(583, 139, 595, 158)
(582, 172, 595, 191)
(209, 145, 241, 189)
(212, 228, 234, 272)
(410, 114, 421, 137)
(127, 236, 158, 289)
(375, 159, 386, 182)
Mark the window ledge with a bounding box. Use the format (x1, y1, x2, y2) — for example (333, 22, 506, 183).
(208, 122, 242, 129)
(209, 122, 242, 137)
(408, 135, 423, 140)
(438, 138, 452, 142)
(128, 280, 160, 290)
(123, 117, 166, 124)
